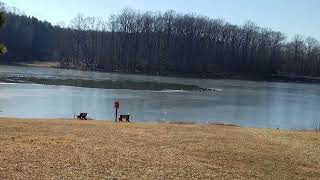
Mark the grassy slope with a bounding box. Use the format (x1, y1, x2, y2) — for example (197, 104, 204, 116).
(0, 118, 319, 179)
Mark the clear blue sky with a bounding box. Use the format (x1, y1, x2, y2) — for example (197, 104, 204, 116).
(3, 0, 320, 40)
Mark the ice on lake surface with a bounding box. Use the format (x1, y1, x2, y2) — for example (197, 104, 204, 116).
(1, 65, 320, 130)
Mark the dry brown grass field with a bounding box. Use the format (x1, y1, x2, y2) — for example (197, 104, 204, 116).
(0, 118, 319, 179)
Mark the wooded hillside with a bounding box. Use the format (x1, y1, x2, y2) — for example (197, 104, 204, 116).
(1, 2, 320, 77)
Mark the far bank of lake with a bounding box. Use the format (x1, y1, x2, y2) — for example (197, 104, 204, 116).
(10, 61, 320, 84)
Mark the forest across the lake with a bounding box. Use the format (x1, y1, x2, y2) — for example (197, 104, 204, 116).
(0, 1, 320, 79)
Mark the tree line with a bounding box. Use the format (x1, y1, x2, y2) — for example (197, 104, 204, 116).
(0, 10, 6, 54)
(0, 3, 320, 77)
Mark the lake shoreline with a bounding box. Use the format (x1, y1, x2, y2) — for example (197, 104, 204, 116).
(8, 61, 320, 84)
(0, 117, 316, 131)
(0, 117, 319, 179)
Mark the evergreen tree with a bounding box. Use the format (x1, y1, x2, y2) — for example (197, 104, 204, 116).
(0, 12, 6, 54)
